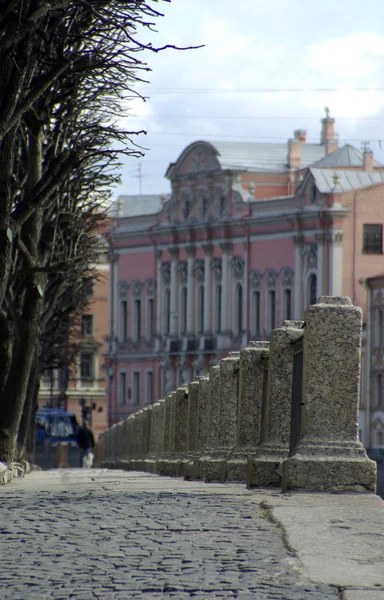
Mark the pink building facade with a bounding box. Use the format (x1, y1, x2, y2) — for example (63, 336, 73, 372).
(106, 112, 384, 451)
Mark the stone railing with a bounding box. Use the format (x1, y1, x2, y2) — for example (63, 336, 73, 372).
(94, 297, 377, 492)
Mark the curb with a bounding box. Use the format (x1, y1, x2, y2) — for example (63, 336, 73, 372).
(0, 460, 35, 485)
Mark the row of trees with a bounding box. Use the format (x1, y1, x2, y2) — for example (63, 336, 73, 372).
(0, 0, 181, 463)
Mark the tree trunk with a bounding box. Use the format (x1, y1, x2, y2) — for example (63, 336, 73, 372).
(16, 352, 39, 463)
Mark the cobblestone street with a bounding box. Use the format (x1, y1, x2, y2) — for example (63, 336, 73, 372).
(0, 470, 339, 600)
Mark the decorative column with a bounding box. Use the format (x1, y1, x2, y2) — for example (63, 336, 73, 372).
(328, 230, 343, 296)
(218, 242, 232, 350)
(315, 233, 325, 298)
(155, 250, 162, 342)
(293, 235, 304, 320)
(186, 245, 195, 336)
(282, 297, 376, 492)
(203, 244, 213, 335)
(169, 246, 178, 336)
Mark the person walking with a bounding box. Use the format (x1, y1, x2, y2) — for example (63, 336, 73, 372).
(76, 422, 95, 468)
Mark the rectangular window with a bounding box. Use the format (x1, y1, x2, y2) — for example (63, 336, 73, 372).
(283, 289, 292, 322)
(376, 373, 382, 409)
(377, 309, 383, 347)
(121, 300, 128, 341)
(181, 288, 187, 334)
(363, 224, 383, 254)
(269, 290, 276, 332)
(198, 286, 204, 334)
(134, 299, 141, 342)
(147, 298, 154, 338)
(146, 371, 153, 405)
(81, 315, 93, 336)
(376, 430, 383, 447)
(80, 353, 93, 379)
(118, 372, 127, 406)
(164, 289, 170, 335)
(216, 285, 222, 333)
(253, 291, 261, 337)
(133, 372, 140, 406)
(83, 277, 94, 296)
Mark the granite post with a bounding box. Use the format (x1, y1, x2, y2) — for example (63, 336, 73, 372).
(224, 342, 269, 481)
(144, 400, 165, 473)
(200, 354, 240, 482)
(247, 321, 304, 487)
(184, 380, 200, 480)
(156, 393, 173, 474)
(197, 367, 220, 480)
(189, 375, 210, 479)
(282, 296, 377, 492)
(173, 384, 190, 476)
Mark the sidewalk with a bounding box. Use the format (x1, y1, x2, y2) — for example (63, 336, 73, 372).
(0, 470, 382, 599)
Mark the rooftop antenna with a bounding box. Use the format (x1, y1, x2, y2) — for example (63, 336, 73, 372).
(361, 141, 370, 153)
(132, 162, 143, 195)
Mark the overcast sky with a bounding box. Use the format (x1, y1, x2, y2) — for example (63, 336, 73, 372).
(115, 0, 384, 198)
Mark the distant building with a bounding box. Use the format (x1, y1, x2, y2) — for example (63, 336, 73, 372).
(106, 110, 384, 451)
(38, 256, 109, 441)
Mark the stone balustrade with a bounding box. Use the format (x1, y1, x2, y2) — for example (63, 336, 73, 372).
(98, 297, 377, 493)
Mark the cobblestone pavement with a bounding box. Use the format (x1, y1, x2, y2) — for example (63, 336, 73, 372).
(0, 470, 339, 600)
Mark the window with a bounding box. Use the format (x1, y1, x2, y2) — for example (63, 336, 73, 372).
(376, 373, 382, 409)
(308, 274, 317, 306)
(198, 286, 204, 333)
(146, 371, 153, 405)
(236, 284, 243, 336)
(121, 300, 128, 341)
(118, 372, 127, 406)
(134, 299, 141, 342)
(181, 287, 187, 334)
(133, 372, 140, 406)
(81, 315, 93, 336)
(184, 200, 191, 220)
(83, 277, 94, 297)
(164, 289, 170, 335)
(41, 368, 54, 390)
(283, 289, 292, 321)
(201, 197, 208, 218)
(215, 285, 222, 333)
(252, 291, 261, 338)
(147, 298, 154, 338)
(80, 352, 94, 382)
(377, 309, 383, 347)
(376, 430, 383, 446)
(363, 224, 383, 254)
(268, 290, 276, 332)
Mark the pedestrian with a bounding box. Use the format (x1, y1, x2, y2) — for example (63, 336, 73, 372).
(76, 421, 95, 468)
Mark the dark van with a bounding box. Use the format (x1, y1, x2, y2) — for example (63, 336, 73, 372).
(35, 408, 79, 469)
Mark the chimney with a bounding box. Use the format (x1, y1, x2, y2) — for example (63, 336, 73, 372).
(287, 138, 300, 169)
(320, 106, 336, 144)
(294, 129, 307, 143)
(363, 150, 373, 171)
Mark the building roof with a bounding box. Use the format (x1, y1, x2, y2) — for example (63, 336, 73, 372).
(310, 168, 384, 193)
(309, 144, 383, 168)
(116, 194, 164, 218)
(206, 140, 326, 172)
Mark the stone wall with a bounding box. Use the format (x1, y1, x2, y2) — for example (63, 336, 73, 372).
(96, 297, 377, 493)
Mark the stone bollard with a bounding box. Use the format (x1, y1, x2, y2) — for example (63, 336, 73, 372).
(200, 353, 240, 482)
(224, 342, 269, 481)
(282, 297, 377, 492)
(184, 380, 200, 479)
(247, 321, 304, 487)
(157, 391, 177, 476)
(195, 369, 220, 480)
(56, 442, 68, 468)
(189, 375, 210, 479)
(145, 400, 165, 473)
(172, 385, 190, 477)
(135, 407, 152, 471)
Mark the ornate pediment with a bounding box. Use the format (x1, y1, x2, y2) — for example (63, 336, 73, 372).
(177, 146, 220, 177)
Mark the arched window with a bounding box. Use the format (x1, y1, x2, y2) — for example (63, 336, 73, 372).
(252, 290, 261, 338)
(283, 289, 292, 321)
(236, 283, 243, 336)
(184, 200, 191, 220)
(308, 273, 317, 305)
(198, 286, 204, 333)
(164, 288, 171, 335)
(215, 285, 222, 333)
(121, 300, 128, 341)
(268, 290, 276, 332)
(201, 197, 208, 218)
(134, 299, 141, 342)
(181, 287, 187, 334)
